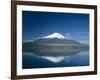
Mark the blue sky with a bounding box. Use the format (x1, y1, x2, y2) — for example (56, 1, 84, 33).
(22, 11, 89, 44)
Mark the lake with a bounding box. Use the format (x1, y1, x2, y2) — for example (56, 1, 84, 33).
(22, 51, 89, 69)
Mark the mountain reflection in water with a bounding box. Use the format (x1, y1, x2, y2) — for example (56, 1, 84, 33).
(22, 50, 89, 69)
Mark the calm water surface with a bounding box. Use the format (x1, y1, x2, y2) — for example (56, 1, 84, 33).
(22, 51, 89, 69)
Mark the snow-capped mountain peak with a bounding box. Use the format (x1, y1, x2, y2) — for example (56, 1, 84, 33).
(43, 33, 66, 39)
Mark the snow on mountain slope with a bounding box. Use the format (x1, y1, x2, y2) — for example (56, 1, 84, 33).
(43, 32, 66, 39)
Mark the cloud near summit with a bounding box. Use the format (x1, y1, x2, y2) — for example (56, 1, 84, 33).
(64, 32, 89, 44)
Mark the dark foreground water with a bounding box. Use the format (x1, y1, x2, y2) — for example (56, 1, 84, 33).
(22, 51, 89, 69)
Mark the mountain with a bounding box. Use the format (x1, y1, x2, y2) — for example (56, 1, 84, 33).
(42, 33, 66, 39)
(23, 33, 89, 56)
